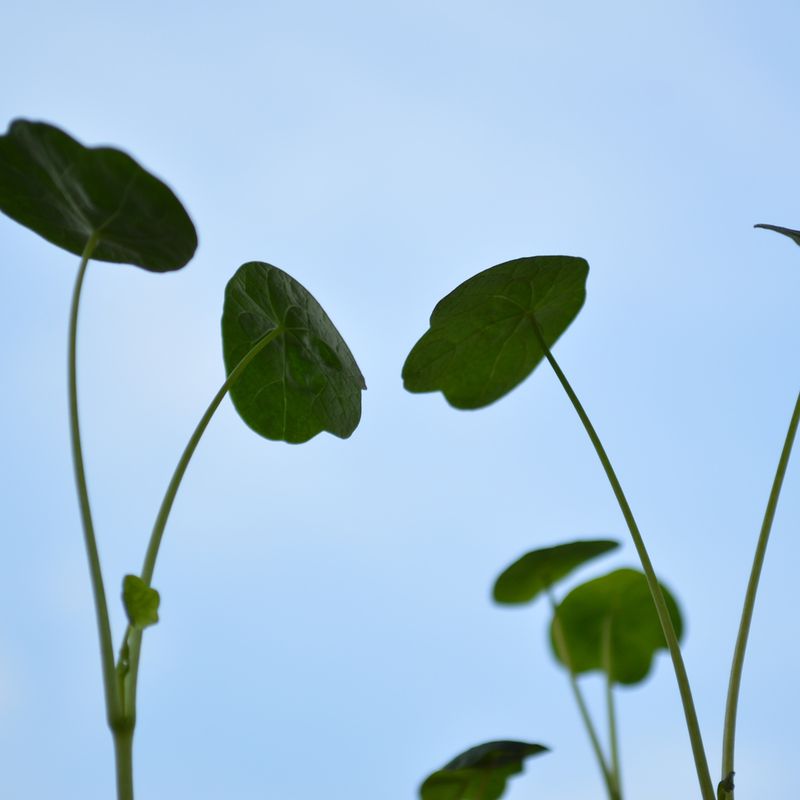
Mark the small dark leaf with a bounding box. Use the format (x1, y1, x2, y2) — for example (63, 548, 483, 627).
(493, 539, 619, 604)
(755, 223, 800, 247)
(420, 741, 548, 800)
(221, 261, 366, 444)
(402, 256, 588, 409)
(122, 575, 160, 630)
(0, 119, 197, 270)
(550, 568, 683, 685)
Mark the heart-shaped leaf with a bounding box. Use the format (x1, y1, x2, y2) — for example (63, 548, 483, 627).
(122, 575, 160, 630)
(755, 223, 800, 247)
(493, 539, 619, 605)
(221, 261, 366, 444)
(550, 568, 683, 685)
(420, 740, 548, 800)
(0, 119, 197, 271)
(402, 256, 588, 409)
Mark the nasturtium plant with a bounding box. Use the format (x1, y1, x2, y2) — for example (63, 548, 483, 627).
(493, 539, 619, 604)
(755, 223, 800, 247)
(0, 119, 197, 270)
(402, 256, 588, 408)
(0, 118, 366, 800)
(221, 261, 366, 443)
(550, 568, 683, 685)
(420, 740, 548, 800)
(122, 575, 160, 630)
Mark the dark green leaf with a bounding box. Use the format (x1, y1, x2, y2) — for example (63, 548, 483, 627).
(0, 119, 196, 270)
(493, 539, 619, 605)
(754, 223, 800, 247)
(420, 741, 548, 800)
(221, 261, 366, 444)
(402, 256, 588, 409)
(550, 568, 683, 685)
(122, 575, 160, 630)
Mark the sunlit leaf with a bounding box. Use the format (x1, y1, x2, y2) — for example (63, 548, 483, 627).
(0, 119, 196, 270)
(402, 256, 588, 409)
(420, 740, 548, 800)
(122, 575, 160, 630)
(493, 539, 619, 604)
(550, 568, 683, 685)
(755, 223, 800, 247)
(221, 261, 366, 444)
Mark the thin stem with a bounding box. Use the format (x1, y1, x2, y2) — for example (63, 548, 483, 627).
(69, 235, 123, 726)
(603, 617, 622, 798)
(720, 389, 800, 798)
(113, 727, 134, 800)
(531, 322, 715, 800)
(548, 589, 618, 800)
(119, 326, 284, 712)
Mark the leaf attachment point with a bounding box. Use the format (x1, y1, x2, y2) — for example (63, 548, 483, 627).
(420, 740, 548, 800)
(122, 575, 160, 630)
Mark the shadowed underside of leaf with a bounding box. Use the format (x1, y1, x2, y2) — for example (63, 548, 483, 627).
(402, 256, 588, 409)
(493, 539, 619, 604)
(420, 740, 549, 800)
(550, 568, 683, 685)
(755, 223, 800, 247)
(0, 119, 197, 270)
(221, 261, 366, 444)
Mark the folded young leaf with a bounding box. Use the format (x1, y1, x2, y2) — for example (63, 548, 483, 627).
(755, 223, 800, 247)
(420, 740, 548, 800)
(221, 262, 366, 444)
(493, 539, 619, 604)
(550, 568, 683, 685)
(0, 119, 197, 270)
(122, 575, 160, 630)
(402, 256, 588, 409)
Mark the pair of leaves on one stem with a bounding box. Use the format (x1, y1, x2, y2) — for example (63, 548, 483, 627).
(0, 118, 367, 624)
(420, 542, 682, 800)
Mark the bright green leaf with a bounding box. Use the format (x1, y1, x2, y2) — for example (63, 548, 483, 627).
(550, 568, 683, 685)
(221, 261, 366, 444)
(0, 119, 196, 271)
(493, 539, 619, 605)
(755, 223, 800, 247)
(402, 256, 588, 409)
(122, 575, 160, 630)
(420, 741, 548, 800)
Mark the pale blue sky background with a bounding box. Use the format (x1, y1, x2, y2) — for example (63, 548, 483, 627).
(1, 1, 799, 798)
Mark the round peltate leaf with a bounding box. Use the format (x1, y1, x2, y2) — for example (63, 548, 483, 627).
(550, 568, 683, 686)
(0, 119, 197, 270)
(755, 223, 800, 247)
(402, 256, 588, 409)
(493, 539, 619, 605)
(222, 261, 366, 444)
(420, 741, 548, 800)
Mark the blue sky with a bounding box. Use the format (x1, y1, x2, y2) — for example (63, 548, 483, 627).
(1, 1, 799, 798)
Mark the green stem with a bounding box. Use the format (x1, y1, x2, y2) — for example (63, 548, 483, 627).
(69, 235, 123, 727)
(113, 727, 134, 800)
(119, 326, 284, 712)
(603, 617, 622, 798)
(720, 389, 800, 798)
(548, 589, 618, 800)
(532, 323, 715, 800)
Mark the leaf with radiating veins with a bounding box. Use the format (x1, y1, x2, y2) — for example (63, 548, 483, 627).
(0, 119, 196, 270)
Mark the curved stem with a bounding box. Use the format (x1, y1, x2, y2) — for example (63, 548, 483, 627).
(720, 389, 800, 797)
(119, 326, 284, 712)
(531, 323, 715, 800)
(602, 617, 621, 798)
(69, 235, 123, 726)
(548, 589, 618, 800)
